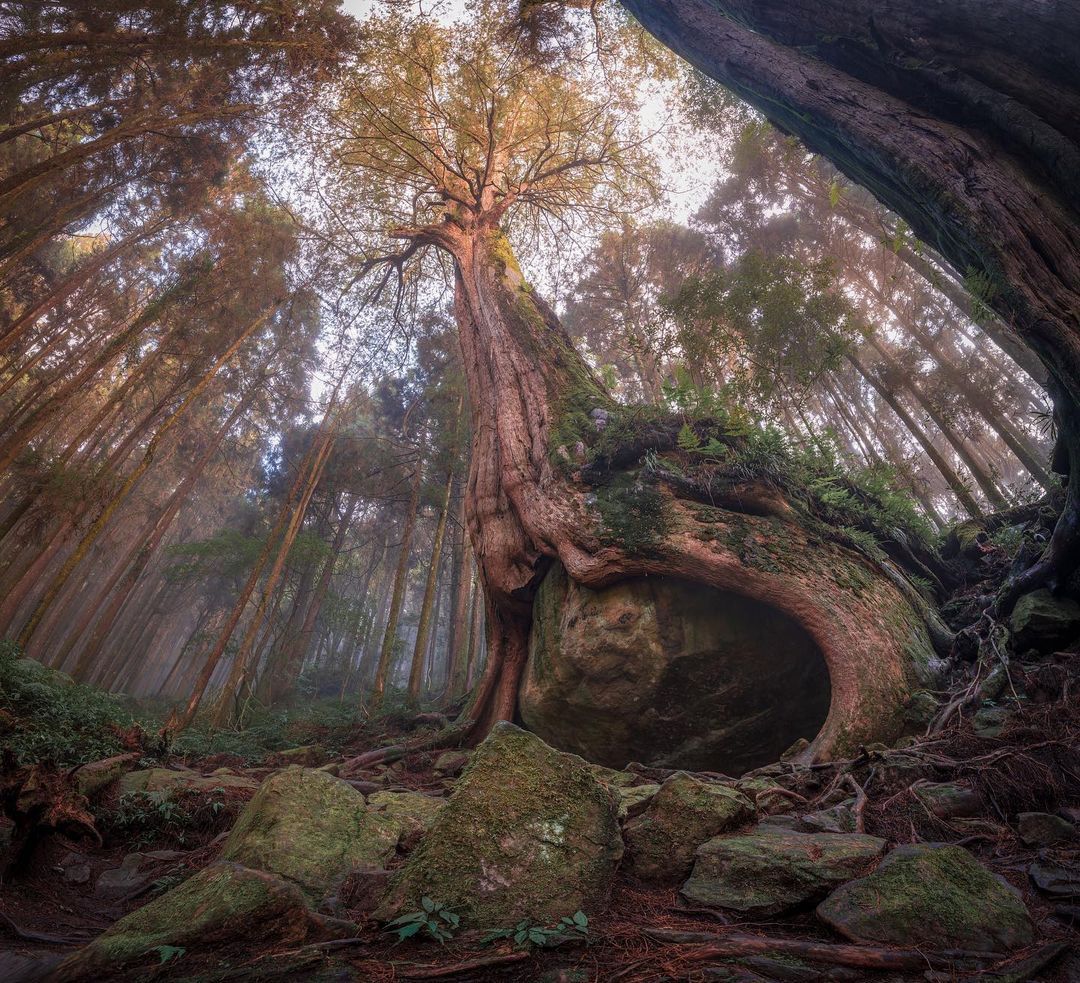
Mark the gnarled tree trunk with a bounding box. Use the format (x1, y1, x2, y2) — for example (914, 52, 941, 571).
(426, 222, 941, 762)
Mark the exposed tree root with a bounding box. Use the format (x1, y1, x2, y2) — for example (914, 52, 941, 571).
(396, 951, 530, 977)
(643, 928, 999, 971)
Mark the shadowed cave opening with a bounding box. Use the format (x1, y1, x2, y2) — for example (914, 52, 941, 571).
(519, 565, 832, 775)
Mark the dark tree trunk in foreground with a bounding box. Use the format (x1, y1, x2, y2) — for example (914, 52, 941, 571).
(619, 0, 1080, 608)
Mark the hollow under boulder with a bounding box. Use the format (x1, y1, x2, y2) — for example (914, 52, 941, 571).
(519, 553, 939, 774)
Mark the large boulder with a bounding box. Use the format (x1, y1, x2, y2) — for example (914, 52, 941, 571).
(519, 564, 831, 774)
(519, 560, 938, 773)
(221, 767, 398, 907)
(366, 790, 445, 848)
(376, 722, 622, 927)
(51, 862, 350, 981)
(681, 828, 885, 917)
(818, 844, 1033, 952)
(623, 773, 753, 882)
(1009, 588, 1080, 651)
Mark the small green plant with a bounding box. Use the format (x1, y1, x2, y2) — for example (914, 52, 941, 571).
(483, 911, 588, 949)
(386, 898, 460, 943)
(152, 945, 186, 964)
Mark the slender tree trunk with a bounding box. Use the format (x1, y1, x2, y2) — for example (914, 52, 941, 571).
(407, 461, 455, 703)
(845, 355, 983, 519)
(371, 456, 423, 705)
(209, 428, 335, 728)
(15, 303, 279, 646)
(444, 485, 472, 702)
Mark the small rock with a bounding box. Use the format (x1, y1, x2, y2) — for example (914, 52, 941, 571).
(376, 722, 622, 926)
(972, 703, 1010, 738)
(756, 814, 805, 832)
(902, 689, 940, 729)
(801, 800, 856, 834)
(1029, 856, 1080, 900)
(682, 829, 885, 917)
(366, 790, 445, 850)
(780, 738, 810, 762)
(1009, 589, 1080, 652)
(64, 863, 91, 885)
(912, 781, 980, 819)
(616, 783, 660, 820)
(54, 862, 351, 980)
(1017, 812, 1076, 847)
(818, 843, 1033, 953)
(267, 745, 329, 768)
(432, 750, 470, 777)
(624, 773, 754, 883)
(95, 853, 151, 898)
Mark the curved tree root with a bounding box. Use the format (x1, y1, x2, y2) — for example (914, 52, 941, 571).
(643, 929, 1000, 971)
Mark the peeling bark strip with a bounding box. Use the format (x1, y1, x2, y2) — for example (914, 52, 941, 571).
(617, 0, 1080, 605)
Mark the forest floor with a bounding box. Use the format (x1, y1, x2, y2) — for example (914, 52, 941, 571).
(2, 557, 1079, 980)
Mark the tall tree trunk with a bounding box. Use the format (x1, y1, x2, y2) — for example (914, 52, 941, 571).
(444, 485, 473, 702)
(15, 302, 279, 646)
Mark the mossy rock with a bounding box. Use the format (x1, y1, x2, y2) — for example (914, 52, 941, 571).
(912, 781, 981, 820)
(268, 745, 330, 768)
(1009, 588, 1080, 652)
(366, 790, 445, 847)
(221, 767, 398, 906)
(817, 843, 1033, 952)
(118, 767, 258, 798)
(616, 783, 660, 820)
(52, 862, 350, 981)
(682, 828, 885, 917)
(624, 773, 754, 883)
(376, 722, 622, 927)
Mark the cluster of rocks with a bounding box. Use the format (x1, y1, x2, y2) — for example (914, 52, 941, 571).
(49, 720, 1075, 980)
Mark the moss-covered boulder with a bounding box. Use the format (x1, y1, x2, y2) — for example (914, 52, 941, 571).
(817, 844, 1033, 952)
(1009, 588, 1080, 651)
(376, 722, 622, 927)
(51, 862, 351, 981)
(623, 773, 753, 882)
(221, 767, 398, 907)
(366, 790, 445, 848)
(682, 829, 885, 917)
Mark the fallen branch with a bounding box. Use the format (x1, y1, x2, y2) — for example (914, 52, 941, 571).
(396, 951, 530, 978)
(643, 929, 999, 970)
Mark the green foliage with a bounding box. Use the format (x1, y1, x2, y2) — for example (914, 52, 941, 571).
(164, 529, 264, 584)
(386, 897, 460, 943)
(105, 787, 230, 848)
(171, 698, 368, 763)
(483, 911, 589, 949)
(595, 477, 670, 554)
(0, 641, 139, 766)
(963, 267, 1000, 326)
(153, 945, 186, 965)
